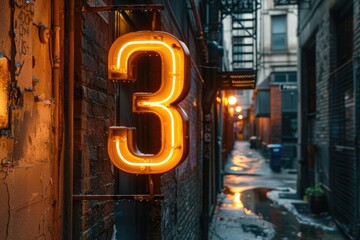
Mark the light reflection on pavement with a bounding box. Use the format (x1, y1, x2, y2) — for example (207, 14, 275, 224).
(209, 141, 345, 240)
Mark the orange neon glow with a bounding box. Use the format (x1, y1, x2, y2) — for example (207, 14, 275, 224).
(107, 31, 190, 174)
(0, 58, 9, 129)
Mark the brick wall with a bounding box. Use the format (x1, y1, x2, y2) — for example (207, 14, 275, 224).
(72, 1, 204, 239)
(270, 85, 282, 143)
(257, 117, 270, 154)
(73, 7, 116, 239)
(161, 67, 203, 240)
(314, 13, 331, 147)
(313, 12, 332, 186)
(0, 0, 205, 239)
(159, 3, 204, 239)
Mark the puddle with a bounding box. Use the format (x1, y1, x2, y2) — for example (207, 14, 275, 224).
(241, 188, 346, 239)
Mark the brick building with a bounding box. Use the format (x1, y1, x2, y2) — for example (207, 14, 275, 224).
(297, 0, 360, 238)
(0, 0, 221, 239)
(251, 0, 298, 168)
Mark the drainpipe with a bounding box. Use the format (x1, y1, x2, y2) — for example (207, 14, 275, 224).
(189, 0, 207, 61)
(64, 0, 75, 239)
(190, 1, 210, 239)
(52, 0, 63, 238)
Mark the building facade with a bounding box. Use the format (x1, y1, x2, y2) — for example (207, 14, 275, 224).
(219, 0, 258, 158)
(297, 0, 360, 238)
(251, 0, 298, 168)
(0, 0, 220, 239)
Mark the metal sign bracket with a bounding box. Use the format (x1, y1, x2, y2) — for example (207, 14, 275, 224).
(73, 175, 163, 201)
(79, 4, 164, 13)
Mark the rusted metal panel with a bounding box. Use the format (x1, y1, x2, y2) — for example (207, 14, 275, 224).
(0, 57, 9, 129)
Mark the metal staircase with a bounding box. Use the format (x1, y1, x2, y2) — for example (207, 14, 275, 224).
(221, 0, 259, 72)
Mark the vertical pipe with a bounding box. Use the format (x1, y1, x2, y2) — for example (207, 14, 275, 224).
(65, 0, 75, 239)
(216, 90, 223, 193)
(52, 0, 62, 238)
(189, 0, 207, 59)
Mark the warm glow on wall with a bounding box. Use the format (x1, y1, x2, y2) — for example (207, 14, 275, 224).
(107, 31, 190, 174)
(229, 107, 234, 114)
(0, 57, 9, 129)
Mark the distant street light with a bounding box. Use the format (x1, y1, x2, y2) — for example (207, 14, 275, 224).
(228, 96, 237, 105)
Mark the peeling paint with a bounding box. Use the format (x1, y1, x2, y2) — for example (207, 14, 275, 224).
(0, 57, 10, 129)
(0, 0, 56, 239)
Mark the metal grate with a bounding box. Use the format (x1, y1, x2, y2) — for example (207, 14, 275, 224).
(329, 6, 358, 236)
(330, 58, 357, 235)
(356, 53, 360, 239)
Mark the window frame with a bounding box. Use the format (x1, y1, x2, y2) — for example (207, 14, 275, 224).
(271, 15, 287, 51)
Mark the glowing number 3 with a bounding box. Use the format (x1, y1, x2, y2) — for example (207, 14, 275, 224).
(107, 31, 190, 174)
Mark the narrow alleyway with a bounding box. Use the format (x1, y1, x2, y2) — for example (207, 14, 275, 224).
(209, 141, 346, 240)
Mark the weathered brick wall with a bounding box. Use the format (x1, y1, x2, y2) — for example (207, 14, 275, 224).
(159, 3, 204, 240)
(161, 67, 203, 240)
(257, 117, 270, 154)
(297, 1, 337, 189)
(73, 1, 204, 239)
(313, 11, 332, 185)
(73, 7, 116, 239)
(314, 13, 331, 147)
(298, 1, 360, 237)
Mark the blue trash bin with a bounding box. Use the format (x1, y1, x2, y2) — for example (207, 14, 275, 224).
(267, 144, 283, 172)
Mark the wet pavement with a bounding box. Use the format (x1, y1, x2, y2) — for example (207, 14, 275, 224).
(209, 141, 346, 240)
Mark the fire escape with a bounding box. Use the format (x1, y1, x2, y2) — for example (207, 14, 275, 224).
(220, 0, 260, 89)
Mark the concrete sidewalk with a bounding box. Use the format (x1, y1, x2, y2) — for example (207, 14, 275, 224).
(209, 141, 345, 240)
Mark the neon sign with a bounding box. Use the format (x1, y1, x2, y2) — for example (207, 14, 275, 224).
(107, 31, 190, 174)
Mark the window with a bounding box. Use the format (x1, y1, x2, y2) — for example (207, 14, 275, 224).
(282, 112, 297, 140)
(274, 72, 287, 82)
(282, 91, 298, 112)
(271, 15, 287, 50)
(272, 72, 297, 83)
(288, 72, 297, 82)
